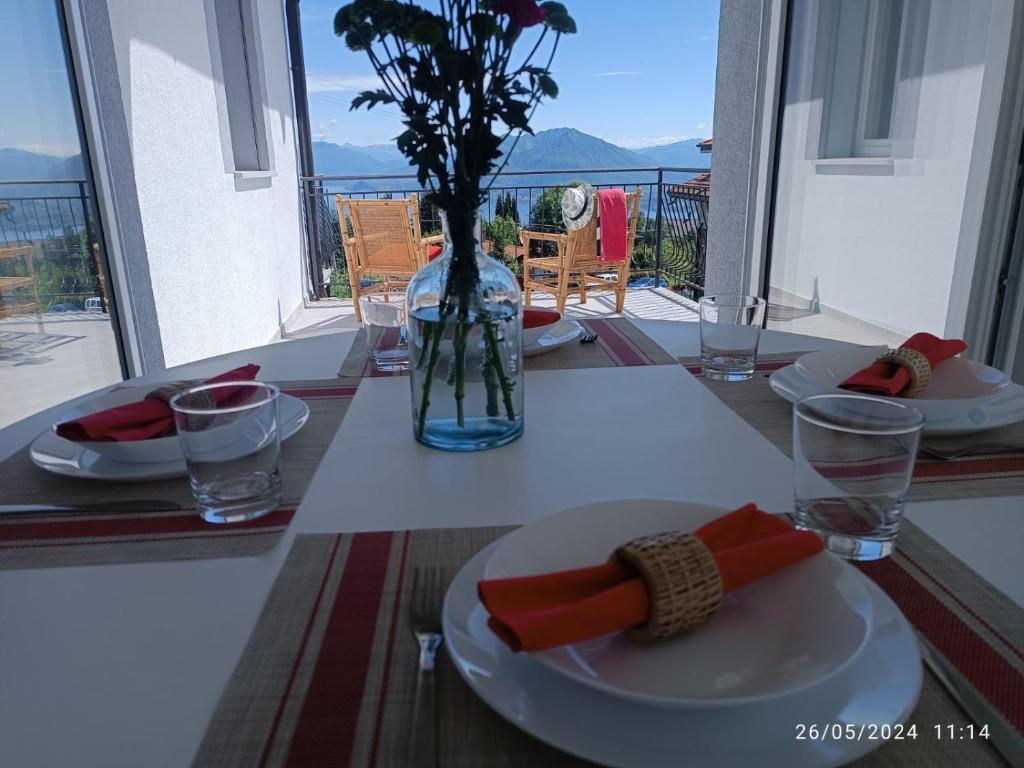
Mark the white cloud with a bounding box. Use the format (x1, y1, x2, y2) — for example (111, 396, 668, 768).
(696, 122, 709, 132)
(612, 135, 692, 149)
(305, 73, 384, 93)
(312, 119, 338, 141)
(592, 70, 642, 77)
(7, 143, 79, 157)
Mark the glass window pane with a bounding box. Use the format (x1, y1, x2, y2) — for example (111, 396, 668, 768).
(767, 0, 1002, 347)
(863, 0, 903, 140)
(0, 1, 124, 428)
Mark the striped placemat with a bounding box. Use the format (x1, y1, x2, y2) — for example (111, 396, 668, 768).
(0, 380, 357, 570)
(196, 526, 1016, 767)
(680, 355, 1024, 502)
(339, 317, 674, 378)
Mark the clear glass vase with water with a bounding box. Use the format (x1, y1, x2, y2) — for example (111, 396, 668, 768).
(405, 213, 524, 451)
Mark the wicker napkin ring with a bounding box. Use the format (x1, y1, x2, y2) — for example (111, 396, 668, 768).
(145, 380, 210, 406)
(612, 531, 724, 643)
(875, 348, 931, 398)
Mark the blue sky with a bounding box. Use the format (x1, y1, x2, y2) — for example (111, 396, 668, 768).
(0, 1, 82, 157)
(300, 0, 719, 148)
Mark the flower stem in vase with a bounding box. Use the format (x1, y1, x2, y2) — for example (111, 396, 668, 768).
(483, 321, 517, 421)
(452, 315, 468, 427)
(416, 312, 448, 440)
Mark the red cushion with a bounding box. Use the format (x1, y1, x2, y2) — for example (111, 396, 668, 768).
(427, 245, 443, 262)
(523, 308, 561, 329)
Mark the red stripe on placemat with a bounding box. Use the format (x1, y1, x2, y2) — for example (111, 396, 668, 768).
(585, 319, 646, 366)
(898, 549, 1024, 663)
(259, 533, 344, 768)
(367, 531, 411, 767)
(286, 531, 394, 767)
(914, 456, 1024, 478)
(281, 386, 359, 399)
(0, 507, 296, 543)
(857, 558, 1024, 731)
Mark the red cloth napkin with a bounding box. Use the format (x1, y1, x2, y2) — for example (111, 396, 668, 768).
(839, 332, 967, 397)
(523, 307, 560, 329)
(55, 364, 261, 442)
(596, 188, 628, 262)
(478, 504, 823, 652)
(427, 245, 443, 262)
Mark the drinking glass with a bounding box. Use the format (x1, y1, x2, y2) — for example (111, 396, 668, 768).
(793, 394, 924, 561)
(359, 296, 409, 372)
(170, 382, 282, 524)
(699, 294, 766, 381)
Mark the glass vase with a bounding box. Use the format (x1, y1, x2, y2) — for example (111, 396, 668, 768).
(405, 212, 524, 451)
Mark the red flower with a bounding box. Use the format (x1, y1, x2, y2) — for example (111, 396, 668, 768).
(493, 0, 546, 27)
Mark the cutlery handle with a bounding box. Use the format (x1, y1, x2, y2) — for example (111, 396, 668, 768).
(409, 665, 437, 768)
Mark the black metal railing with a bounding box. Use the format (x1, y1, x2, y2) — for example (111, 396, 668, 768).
(300, 167, 709, 301)
(0, 178, 108, 313)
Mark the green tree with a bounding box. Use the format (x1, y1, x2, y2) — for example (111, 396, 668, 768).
(494, 191, 519, 223)
(483, 215, 521, 273)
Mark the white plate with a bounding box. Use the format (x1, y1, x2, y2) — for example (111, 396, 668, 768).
(523, 318, 583, 357)
(484, 499, 873, 708)
(446, 539, 922, 768)
(29, 394, 309, 482)
(52, 386, 286, 464)
(769, 347, 1024, 434)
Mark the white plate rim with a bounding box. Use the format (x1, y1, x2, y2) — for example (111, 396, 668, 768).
(444, 539, 922, 768)
(29, 394, 310, 482)
(768, 363, 1024, 435)
(483, 499, 875, 709)
(523, 319, 583, 357)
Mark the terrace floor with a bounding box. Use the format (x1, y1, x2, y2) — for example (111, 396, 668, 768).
(0, 311, 122, 430)
(2, 287, 904, 430)
(282, 285, 903, 349)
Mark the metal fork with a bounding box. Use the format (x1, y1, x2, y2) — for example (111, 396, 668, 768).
(919, 443, 1024, 461)
(409, 567, 444, 768)
(579, 332, 598, 344)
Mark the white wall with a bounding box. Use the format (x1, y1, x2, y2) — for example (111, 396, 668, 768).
(104, 0, 304, 368)
(769, 0, 1003, 338)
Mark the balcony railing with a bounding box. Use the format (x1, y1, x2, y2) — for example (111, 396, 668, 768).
(0, 179, 107, 314)
(300, 167, 709, 302)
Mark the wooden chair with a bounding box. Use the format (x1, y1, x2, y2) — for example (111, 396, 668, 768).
(335, 194, 443, 322)
(519, 188, 643, 314)
(0, 245, 40, 319)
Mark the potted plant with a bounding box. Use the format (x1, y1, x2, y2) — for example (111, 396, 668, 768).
(336, 0, 575, 451)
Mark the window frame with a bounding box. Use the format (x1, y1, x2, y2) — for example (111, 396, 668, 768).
(206, 0, 275, 177)
(852, 0, 908, 158)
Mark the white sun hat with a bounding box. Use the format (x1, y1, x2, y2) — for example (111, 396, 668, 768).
(560, 182, 596, 231)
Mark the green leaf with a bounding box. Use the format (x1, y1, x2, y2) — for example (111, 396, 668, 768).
(409, 20, 444, 45)
(350, 89, 397, 111)
(537, 73, 558, 98)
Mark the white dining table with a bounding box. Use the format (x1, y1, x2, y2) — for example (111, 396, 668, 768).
(0, 320, 1020, 768)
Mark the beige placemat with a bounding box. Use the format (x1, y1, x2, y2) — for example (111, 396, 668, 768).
(0, 381, 357, 570)
(679, 356, 1024, 502)
(340, 317, 675, 378)
(197, 526, 1017, 767)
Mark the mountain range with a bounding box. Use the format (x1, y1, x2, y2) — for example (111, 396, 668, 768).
(0, 128, 710, 199)
(311, 128, 710, 183)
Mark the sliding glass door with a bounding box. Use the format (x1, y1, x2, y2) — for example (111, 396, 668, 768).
(0, 0, 124, 428)
(764, 0, 1016, 351)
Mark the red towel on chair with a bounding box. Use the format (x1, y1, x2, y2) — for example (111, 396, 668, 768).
(478, 504, 823, 652)
(596, 188, 628, 262)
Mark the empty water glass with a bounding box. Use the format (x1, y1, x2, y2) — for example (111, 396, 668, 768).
(359, 296, 409, 372)
(170, 382, 282, 524)
(699, 294, 766, 381)
(793, 394, 924, 561)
